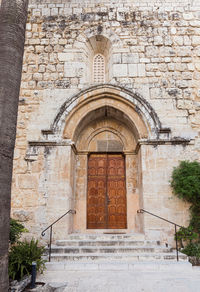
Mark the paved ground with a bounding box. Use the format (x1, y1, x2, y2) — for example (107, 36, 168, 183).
(38, 264, 200, 292)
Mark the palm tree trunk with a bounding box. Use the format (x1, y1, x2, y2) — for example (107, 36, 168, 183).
(0, 0, 28, 290)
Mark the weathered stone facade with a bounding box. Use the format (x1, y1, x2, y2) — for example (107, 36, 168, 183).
(11, 0, 200, 245)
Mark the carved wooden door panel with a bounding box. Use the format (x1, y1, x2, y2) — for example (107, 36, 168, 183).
(87, 153, 127, 229)
(107, 154, 127, 229)
(87, 154, 107, 229)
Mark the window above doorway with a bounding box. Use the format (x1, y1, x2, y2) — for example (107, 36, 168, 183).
(93, 54, 105, 83)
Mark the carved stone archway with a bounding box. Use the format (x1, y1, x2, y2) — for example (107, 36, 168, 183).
(25, 84, 191, 238)
(46, 84, 159, 233)
(42, 84, 166, 144)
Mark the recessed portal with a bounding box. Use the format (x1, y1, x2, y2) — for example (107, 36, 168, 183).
(87, 153, 127, 229)
(65, 89, 148, 234)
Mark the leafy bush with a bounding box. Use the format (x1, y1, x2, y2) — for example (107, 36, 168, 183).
(10, 218, 28, 244)
(190, 205, 200, 234)
(181, 243, 200, 258)
(9, 239, 46, 281)
(171, 160, 200, 261)
(176, 226, 198, 248)
(171, 161, 200, 204)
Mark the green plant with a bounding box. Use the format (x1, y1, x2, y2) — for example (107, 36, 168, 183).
(175, 226, 198, 248)
(9, 218, 28, 244)
(9, 239, 46, 281)
(190, 205, 200, 234)
(181, 243, 200, 258)
(171, 161, 200, 204)
(171, 160, 200, 261)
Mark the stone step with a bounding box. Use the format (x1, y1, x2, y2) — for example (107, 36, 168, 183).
(47, 234, 188, 266)
(48, 252, 187, 262)
(56, 239, 160, 246)
(64, 233, 145, 241)
(49, 246, 173, 254)
(43, 260, 193, 272)
(56, 239, 161, 247)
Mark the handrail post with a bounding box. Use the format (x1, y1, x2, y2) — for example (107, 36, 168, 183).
(175, 224, 179, 262)
(49, 226, 52, 262)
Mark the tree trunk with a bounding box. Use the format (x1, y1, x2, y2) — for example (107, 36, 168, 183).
(0, 0, 28, 290)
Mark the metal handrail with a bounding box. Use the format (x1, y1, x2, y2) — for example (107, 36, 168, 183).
(137, 208, 187, 261)
(41, 209, 76, 262)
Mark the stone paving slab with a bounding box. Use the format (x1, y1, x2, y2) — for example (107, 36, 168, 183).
(38, 267, 200, 292)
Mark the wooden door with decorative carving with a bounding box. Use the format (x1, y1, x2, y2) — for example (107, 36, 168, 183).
(87, 153, 127, 229)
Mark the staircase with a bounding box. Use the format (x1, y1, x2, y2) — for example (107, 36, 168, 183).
(48, 233, 187, 262)
(37, 233, 200, 291)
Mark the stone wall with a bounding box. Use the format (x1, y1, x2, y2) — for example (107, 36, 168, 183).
(19, 0, 200, 138)
(11, 0, 200, 244)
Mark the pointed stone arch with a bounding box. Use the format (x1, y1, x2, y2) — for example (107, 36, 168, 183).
(43, 84, 164, 143)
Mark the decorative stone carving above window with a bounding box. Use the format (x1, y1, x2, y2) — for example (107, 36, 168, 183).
(93, 54, 105, 83)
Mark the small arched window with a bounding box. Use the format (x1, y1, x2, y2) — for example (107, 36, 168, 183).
(93, 54, 105, 83)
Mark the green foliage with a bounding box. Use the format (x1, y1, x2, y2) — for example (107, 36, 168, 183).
(181, 243, 200, 258)
(171, 161, 200, 261)
(8, 239, 46, 281)
(190, 205, 200, 234)
(171, 160, 200, 204)
(9, 218, 28, 244)
(176, 226, 198, 243)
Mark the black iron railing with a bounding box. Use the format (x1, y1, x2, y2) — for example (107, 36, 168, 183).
(41, 209, 76, 262)
(137, 209, 186, 261)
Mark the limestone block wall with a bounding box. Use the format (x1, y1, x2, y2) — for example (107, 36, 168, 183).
(11, 0, 200, 243)
(12, 144, 75, 242)
(18, 0, 200, 140)
(140, 144, 194, 245)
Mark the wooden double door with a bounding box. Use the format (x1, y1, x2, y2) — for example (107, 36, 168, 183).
(87, 153, 127, 229)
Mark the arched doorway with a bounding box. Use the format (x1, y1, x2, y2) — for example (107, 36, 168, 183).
(39, 84, 163, 235)
(72, 106, 137, 231)
(63, 95, 149, 232)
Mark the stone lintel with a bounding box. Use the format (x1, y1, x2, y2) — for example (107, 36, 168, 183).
(76, 150, 136, 155)
(25, 140, 77, 161)
(28, 140, 74, 147)
(135, 138, 192, 153)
